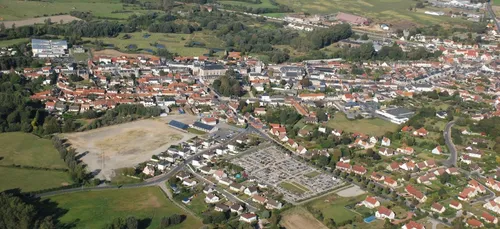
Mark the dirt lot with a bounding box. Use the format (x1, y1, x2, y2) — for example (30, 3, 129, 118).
(1, 15, 79, 29)
(281, 207, 328, 229)
(64, 115, 197, 180)
(336, 185, 366, 197)
(92, 49, 157, 58)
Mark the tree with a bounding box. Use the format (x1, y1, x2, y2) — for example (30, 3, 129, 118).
(0, 193, 56, 229)
(360, 34, 369, 40)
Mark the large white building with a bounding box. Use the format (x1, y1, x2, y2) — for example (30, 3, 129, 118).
(32, 39, 68, 57)
(376, 107, 415, 124)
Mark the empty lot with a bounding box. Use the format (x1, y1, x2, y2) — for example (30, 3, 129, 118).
(64, 115, 197, 180)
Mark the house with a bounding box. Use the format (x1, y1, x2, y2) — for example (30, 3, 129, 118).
(446, 167, 460, 175)
(468, 179, 486, 194)
(399, 161, 416, 171)
(182, 179, 197, 187)
(287, 139, 298, 149)
(219, 178, 232, 186)
(214, 203, 229, 212)
(332, 129, 343, 137)
(230, 203, 244, 214)
(296, 145, 308, 155)
(384, 177, 398, 188)
(375, 206, 395, 220)
(229, 182, 245, 192)
(431, 203, 445, 214)
(483, 199, 500, 214)
(396, 146, 414, 155)
(244, 186, 258, 196)
(388, 162, 400, 171)
(336, 161, 352, 172)
(199, 166, 213, 174)
(486, 177, 500, 191)
(203, 186, 215, 194)
(371, 172, 385, 182)
(142, 165, 155, 176)
(379, 148, 395, 156)
(205, 193, 220, 203)
(362, 196, 380, 209)
(266, 199, 283, 210)
(449, 200, 462, 210)
(413, 127, 428, 137)
(481, 212, 498, 224)
(352, 165, 367, 175)
(466, 218, 483, 228)
(402, 221, 426, 229)
(458, 187, 478, 201)
(252, 195, 267, 205)
(381, 137, 391, 146)
(239, 213, 257, 223)
(432, 146, 443, 155)
(436, 111, 447, 119)
(460, 155, 472, 164)
(213, 170, 228, 180)
(405, 185, 427, 202)
(176, 171, 191, 180)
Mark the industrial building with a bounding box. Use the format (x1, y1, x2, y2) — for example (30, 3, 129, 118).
(32, 39, 68, 57)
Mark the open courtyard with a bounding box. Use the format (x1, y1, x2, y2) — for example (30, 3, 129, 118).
(231, 145, 344, 202)
(64, 115, 197, 180)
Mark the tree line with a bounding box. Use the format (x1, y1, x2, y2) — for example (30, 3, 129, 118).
(0, 193, 56, 229)
(52, 136, 89, 183)
(83, 104, 162, 131)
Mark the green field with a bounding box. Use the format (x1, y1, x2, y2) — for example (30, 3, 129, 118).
(326, 114, 397, 136)
(0, 38, 29, 47)
(274, 0, 470, 25)
(84, 31, 224, 57)
(306, 193, 367, 224)
(0, 132, 67, 169)
(0, 0, 159, 21)
(46, 187, 203, 229)
(304, 171, 321, 178)
(219, 0, 278, 9)
(0, 167, 72, 192)
(279, 182, 309, 194)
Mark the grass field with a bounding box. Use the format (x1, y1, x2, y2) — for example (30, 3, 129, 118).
(281, 207, 328, 229)
(0, 38, 29, 47)
(306, 193, 367, 224)
(0, 0, 159, 21)
(326, 114, 398, 136)
(0, 132, 67, 169)
(279, 181, 310, 194)
(219, 0, 278, 9)
(0, 167, 72, 192)
(46, 187, 203, 229)
(274, 0, 470, 25)
(304, 171, 321, 178)
(83, 31, 223, 57)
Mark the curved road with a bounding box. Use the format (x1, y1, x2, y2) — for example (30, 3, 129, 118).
(443, 121, 457, 167)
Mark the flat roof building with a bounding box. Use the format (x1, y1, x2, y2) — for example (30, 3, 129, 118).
(376, 107, 415, 124)
(32, 39, 68, 58)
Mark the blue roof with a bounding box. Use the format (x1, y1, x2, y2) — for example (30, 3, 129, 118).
(192, 121, 215, 131)
(169, 120, 189, 130)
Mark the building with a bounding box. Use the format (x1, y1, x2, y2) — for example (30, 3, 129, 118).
(376, 107, 415, 124)
(169, 120, 189, 131)
(431, 203, 445, 214)
(199, 64, 227, 77)
(402, 221, 425, 229)
(375, 206, 395, 220)
(362, 196, 380, 209)
(405, 185, 427, 202)
(191, 121, 218, 133)
(32, 39, 68, 57)
(239, 213, 257, 223)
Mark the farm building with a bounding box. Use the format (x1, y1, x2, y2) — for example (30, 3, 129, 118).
(32, 39, 68, 58)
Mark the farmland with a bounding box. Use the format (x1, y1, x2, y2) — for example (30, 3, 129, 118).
(281, 207, 328, 229)
(327, 114, 398, 136)
(274, 0, 470, 25)
(219, 0, 279, 9)
(0, 0, 159, 21)
(46, 187, 203, 229)
(83, 31, 224, 57)
(0, 167, 72, 192)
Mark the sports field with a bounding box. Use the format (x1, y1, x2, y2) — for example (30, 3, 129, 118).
(83, 31, 223, 57)
(0, 132, 67, 169)
(46, 187, 203, 229)
(275, 0, 468, 25)
(326, 114, 398, 136)
(0, 0, 158, 21)
(0, 167, 72, 192)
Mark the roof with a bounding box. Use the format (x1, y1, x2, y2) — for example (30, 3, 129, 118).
(169, 120, 189, 130)
(403, 221, 425, 229)
(467, 218, 483, 227)
(405, 185, 424, 199)
(192, 121, 215, 131)
(431, 202, 444, 210)
(365, 196, 378, 205)
(377, 206, 393, 216)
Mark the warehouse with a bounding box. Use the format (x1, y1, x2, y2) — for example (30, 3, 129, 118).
(32, 39, 68, 57)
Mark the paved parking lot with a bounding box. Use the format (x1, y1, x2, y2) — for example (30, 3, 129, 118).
(231, 145, 344, 202)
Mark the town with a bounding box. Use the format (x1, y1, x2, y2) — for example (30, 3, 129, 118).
(0, 0, 500, 228)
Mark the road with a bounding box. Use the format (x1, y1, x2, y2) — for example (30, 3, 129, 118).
(442, 121, 457, 167)
(487, 2, 500, 33)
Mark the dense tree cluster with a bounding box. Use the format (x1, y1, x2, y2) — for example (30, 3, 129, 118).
(69, 11, 93, 21)
(84, 104, 162, 130)
(160, 214, 184, 228)
(52, 136, 88, 183)
(103, 216, 139, 229)
(0, 193, 55, 229)
(334, 43, 441, 61)
(291, 24, 352, 51)
(212, 69, 242, 97)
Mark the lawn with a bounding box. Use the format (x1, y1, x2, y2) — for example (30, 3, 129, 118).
(326, 114, 398, 136)
(279, 181, 309, 194)
(274, 0, 471, 26)
(0, 38, 29, 47)
(0, 132, 67, 169)
(0, 167, 72, 192)
(185, 193, 209, 216)
(187, 128, 207, 135)
(83, 31, 223, 57)
(0, 0, 160, 20)
(304, 171, 321, 178)
(306, 193, 367, 224)
(46, 187, 203, 229)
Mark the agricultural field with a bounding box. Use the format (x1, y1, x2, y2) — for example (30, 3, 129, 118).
(46, 187, 203, 229)
(83, 31, 224, 57)
(274, 0, 471, 26)
(0, 132, 67, 169)
(219, 0, 278, 9)
(281, 207, 328, 229)
(305, 193, 367, 225)
(326, 114, 398, 136)
(0, 0, 158, 21)
(0, 167, 72, 192)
